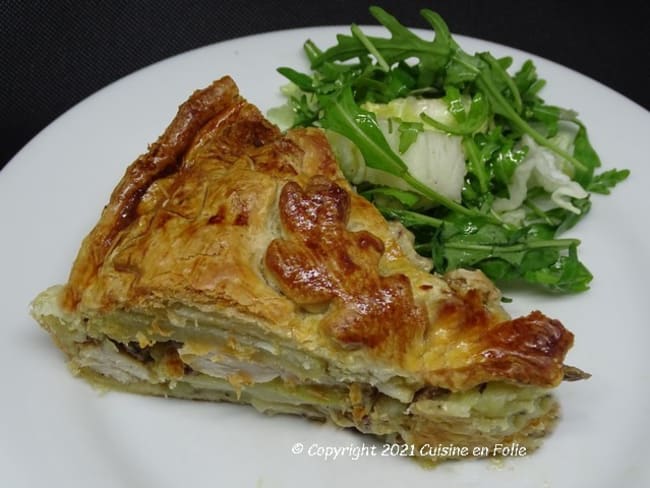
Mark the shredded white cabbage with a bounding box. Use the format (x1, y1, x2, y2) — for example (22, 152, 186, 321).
(493, 134, 588, 217)
(355, 97, 467, 204)
(363, 97, 460, 127)
(369, 118, 466, 203)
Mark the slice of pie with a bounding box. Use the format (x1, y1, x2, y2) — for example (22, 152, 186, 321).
(31, 76, 586, 461)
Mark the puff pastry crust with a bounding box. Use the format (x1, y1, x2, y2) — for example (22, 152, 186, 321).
(32, 76, 584, 461)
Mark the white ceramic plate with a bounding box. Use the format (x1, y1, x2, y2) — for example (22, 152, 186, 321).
(1, 26, 649, 488)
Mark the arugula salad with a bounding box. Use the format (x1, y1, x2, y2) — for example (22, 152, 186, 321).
(270, 6, 629, 293)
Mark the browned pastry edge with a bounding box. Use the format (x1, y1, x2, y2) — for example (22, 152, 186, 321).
(63, 76, 252, 309)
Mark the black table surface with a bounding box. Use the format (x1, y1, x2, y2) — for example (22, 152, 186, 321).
(2, 0, 648, 171)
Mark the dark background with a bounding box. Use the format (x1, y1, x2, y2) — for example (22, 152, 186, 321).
(2, 0, 648, 171)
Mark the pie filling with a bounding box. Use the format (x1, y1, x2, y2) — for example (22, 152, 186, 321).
(34, 285, 558, 460)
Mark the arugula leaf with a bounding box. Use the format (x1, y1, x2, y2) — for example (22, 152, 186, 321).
(432, 214, 592, 292)
(462, 127, 526, 202)
(523, 245, 593, 293)
(397, 121, 423, 153)
(275, 5, 630, 294)
(462, 137, 490, 194)
(318, 86, 408, 177)
(587, 168, 631, 194)
(362, 187, 421, 207)
(420, 90, 488, 135)
(514, 60, 546, 105)
(572, 122, 602, 185)
(378, 207, 443, 228)
(277, 67, 314, 92)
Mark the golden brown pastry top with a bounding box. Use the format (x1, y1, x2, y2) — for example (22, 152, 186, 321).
(265, 176, 429, 358)
(62, 76, 574, 391)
